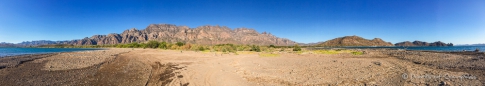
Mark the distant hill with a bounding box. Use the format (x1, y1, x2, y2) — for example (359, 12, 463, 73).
(394, 41, 453, 46)
(0, 42, 16, 47)
(15, 24, 297, 46)
(317, 36, 394, 47)
(455, 43, 485, 46)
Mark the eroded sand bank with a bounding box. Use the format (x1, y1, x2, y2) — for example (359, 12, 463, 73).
(0, 48, 483, 86)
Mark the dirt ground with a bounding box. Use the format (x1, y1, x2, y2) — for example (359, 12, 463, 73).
(0, 48, 483, 86)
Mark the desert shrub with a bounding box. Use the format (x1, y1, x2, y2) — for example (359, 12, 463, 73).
(167, 43, 173, 49)
(198, 46, 206, 51)
(269, 45, 276, 48)
(314, 50, 339, 54)
(176, 42, 185, 47)
(115, 44, 123, 48)
(140, 43, 147, 49)
(216, 43, 234, 47)
(170, 44, 179, 50)
(146, 41, 159, 48)
(280, 47, 286, 52)
(222, 48, 227, 52)
(211, 44, 237, 53)
(292, 44, 302, 51)
(237, 45, 251, 51)
(250, 45, 261, 52)
(351, 51, 364, 55)
(158, 41, 168, 49)
(180, 43, 191, 50)
(125, 42, 140, 48)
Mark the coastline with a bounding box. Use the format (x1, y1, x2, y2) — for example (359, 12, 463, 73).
(0, 48, 106, 57)
(0, 48, 483, 85)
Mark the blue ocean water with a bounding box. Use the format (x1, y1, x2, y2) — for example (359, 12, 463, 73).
(316, 46, 485, 52)
(0, 48, 103, 57)
(397, 46, 485, 52)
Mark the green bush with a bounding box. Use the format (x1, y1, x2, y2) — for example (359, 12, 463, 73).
(176, 42, 185, 47)
(146, 41, 159, 48)
(140, 43, 147, 49)
(127, 42, 140, 48)
(351, 51, 364, 55)
(269, 45, 276, 48)
(159, 41, 168, 49)
(198, 46, 205, 51)
(250, 45, 261, 52)
(292, 44, 302, 51)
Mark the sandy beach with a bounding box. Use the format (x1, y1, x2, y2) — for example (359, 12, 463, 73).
(0, 48, 483, 86)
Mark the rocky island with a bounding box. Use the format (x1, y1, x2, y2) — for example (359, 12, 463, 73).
(395, 41, 453, 46)
(317, 35, 394, 47)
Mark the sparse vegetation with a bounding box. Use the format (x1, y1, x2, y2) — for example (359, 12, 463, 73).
(269, 45, 276, 48)
(35, 41, 307, 54)
(313, 50, 340, 54)
(351, 51, 364, 55)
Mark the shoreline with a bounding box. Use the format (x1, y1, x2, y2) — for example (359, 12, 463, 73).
(0, 48, 107, 58)
(0, 48, 483, 85)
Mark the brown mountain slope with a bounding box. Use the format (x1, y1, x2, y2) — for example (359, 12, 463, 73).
(19, 24, 296, 46)
(317, 36, 393, 47)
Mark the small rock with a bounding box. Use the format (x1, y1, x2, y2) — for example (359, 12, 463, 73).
(372, 61, 381, 66)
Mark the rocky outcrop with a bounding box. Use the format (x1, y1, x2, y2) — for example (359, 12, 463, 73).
(18, 24, 296, 46)
(395, 41, 453, 46)
(317, 36, 394, 47)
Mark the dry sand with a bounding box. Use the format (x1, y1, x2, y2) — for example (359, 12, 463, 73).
(0, 48, 483, 86)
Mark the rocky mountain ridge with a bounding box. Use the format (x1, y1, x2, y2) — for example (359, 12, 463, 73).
(15, 24, 297, 46)
(0, 42, 16, 47)
(317, 36, 394, 47)
(394, 41, 453, 46)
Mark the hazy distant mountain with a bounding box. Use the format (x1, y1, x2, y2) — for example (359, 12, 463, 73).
(394, 41, 453, 46)
(0, 42, 16, 47)
(15, 24, 297, 46)
(317, 36, 394, 47)
(455, 43, 485, 46)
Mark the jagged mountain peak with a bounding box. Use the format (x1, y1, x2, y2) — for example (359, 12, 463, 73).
(16, 24, 296, 46)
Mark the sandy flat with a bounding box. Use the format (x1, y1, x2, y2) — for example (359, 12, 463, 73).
(0, 48, 483, 86)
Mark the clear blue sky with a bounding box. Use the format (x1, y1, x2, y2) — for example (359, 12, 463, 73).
(1, 0, 484, 44)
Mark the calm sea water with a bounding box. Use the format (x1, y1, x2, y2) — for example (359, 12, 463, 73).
(315, 46, 485, 52)
(0, 48, 103, 57)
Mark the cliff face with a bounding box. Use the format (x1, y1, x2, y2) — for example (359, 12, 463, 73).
(317, 36, 394, 47)
(395, 41, 453, 46)
(18, 24, 296, 46)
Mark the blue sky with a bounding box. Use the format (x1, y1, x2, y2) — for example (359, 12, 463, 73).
(0, 0, 484, 44)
